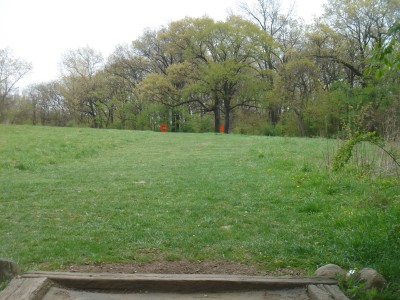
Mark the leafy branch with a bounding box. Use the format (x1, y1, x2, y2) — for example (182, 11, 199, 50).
(333, 132, 400, 171)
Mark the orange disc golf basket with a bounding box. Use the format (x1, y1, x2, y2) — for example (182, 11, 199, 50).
(159, 123, 168, 132)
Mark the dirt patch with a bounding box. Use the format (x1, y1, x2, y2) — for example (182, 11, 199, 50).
(43, 287, 309, 300)
(63, 260, 305, 277)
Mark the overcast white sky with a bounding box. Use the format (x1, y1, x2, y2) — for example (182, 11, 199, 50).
(0, 0, 325, 89)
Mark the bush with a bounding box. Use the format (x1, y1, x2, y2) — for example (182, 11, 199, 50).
(264, 124, 282, 136)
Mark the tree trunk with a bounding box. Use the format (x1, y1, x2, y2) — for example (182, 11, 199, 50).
(172, 112, 180, 132)
(268, 103, 281, 125)
(32, 101, 37, 125)
(214, 107, 221, 133)
(0, 96, 8, 122)
(294, 109, 306, 136)
(224, 104, 230, 134)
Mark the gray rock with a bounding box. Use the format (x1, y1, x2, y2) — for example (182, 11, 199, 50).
(0, 259, 20, 281)
(358, 268, 386, 290)
(315, 264, 346, 278)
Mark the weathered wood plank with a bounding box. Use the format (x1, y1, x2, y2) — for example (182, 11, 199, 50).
(21, 272, 338, 293)
(22, 271, 339, 283)
(0, 277, 51, 300)
(308, 284, 349, 300)
(308, 285, 332, 300)
(322, 285, 349, 300)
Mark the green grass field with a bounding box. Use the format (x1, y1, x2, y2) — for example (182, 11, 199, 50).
(1, 125, 399, 297)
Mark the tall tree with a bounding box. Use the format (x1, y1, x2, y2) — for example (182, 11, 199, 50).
(60, 46, 107, 127)
(133, 28, 184, 75)
(278, 57, 320, 136)
(26, 81, 69, 126)
(181, 16, 272, 133)
(138, 16, 273, 133)
(320, 0, 400, 86)
(0, 48, 32, 122)
(239, 0, 302, 124)
(240, 0, 298, 65)
(105, 44, 150, 129)
(107, 44, 149, 89)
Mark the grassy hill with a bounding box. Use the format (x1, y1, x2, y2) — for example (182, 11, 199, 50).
(1, 125, 399, 296)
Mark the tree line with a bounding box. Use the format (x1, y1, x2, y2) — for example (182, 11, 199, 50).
(1, 0, 399, 139)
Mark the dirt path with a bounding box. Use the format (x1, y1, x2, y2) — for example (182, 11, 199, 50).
(63, 260, 305, 277)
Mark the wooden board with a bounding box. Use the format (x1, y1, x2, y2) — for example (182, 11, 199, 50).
(0, 277, 50, 300)
(21, 272, 338, 293)
(1, 272, 347, 300)
(308, 284, 349, 300)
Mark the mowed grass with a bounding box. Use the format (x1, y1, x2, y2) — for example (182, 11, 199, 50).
(1, 125, 399, 290)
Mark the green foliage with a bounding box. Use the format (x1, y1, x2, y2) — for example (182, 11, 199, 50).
(231, 110, 267, 135)
(276, 110, 301, 136)
(369, 23, 400, 78)
(337, 272, 379, 300)
(263, 124, 282, 136)
(178, 114, 214, 133)
(333, 132, 400, 173)
(333, 132, 383, 171)
(0, 279, 10, 292)
(338, 270, 400, 300)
